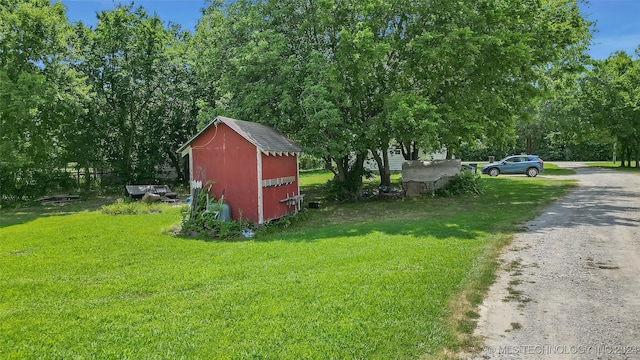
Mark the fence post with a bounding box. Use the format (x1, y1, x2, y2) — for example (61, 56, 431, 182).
(190, 180, 202, 218)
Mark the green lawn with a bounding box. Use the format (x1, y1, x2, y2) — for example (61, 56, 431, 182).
(588, 161, 640, 173)
(0, 174, 576, 359)
(543, 163, 576, 175)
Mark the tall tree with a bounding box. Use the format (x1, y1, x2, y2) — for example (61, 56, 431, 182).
(0, 0, 86, 201)
(73, 5, 199, 184)
(581, 52, 640, 167)
(193, 0, 591, 198)
(194, 0, 389, 199)
(401, 0, 591, 158)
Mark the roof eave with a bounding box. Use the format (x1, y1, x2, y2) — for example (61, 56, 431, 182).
(176, 117, 221, 156)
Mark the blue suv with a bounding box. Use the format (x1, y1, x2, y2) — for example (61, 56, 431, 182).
(481, 155, 544, 177)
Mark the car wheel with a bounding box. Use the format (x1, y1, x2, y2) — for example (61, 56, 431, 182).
(488, 168, 500, 177)
(526, 167, 539, 177)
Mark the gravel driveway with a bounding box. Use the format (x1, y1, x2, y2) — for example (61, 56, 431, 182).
(473, 163, 640, 360)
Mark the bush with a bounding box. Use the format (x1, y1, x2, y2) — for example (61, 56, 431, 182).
(180, 212, 246, 239)
(298, 154, 325, 170)
(0, 165, 77, 205)
(323, 168, 373, 201)
(437, 171, 484, 196)
(101, 198, 166, 215)
(179, 190, 252, 240)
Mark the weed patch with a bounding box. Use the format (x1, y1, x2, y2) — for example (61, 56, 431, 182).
(437, 171, 484, 196)
(101, 198, 168, 215)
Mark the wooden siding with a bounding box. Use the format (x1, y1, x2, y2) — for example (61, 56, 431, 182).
(261, 153, 299, 222)
(190, 123, 260, 222)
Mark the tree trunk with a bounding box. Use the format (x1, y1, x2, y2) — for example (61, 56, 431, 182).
(400, 141, 420, 160)
(332, 153, 366, 201)
(167, 151, 186, 183)
(382, 149, 391, 186)
(324, 157, 333, 172)
(371, 147, 391, 188)
(83, 166, 92, 190)
(446, 148, 454, 159)
(621, 144, 631, 167)
(411, 144, 419, 160)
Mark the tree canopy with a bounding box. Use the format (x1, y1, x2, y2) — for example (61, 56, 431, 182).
(0, 0, 86, 200)
(0, 0, 605, 203)
(192, 0, 591, 198)
(580, 51, 640, 167)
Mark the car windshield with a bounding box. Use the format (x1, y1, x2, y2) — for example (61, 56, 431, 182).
(501, 156, 536, 163)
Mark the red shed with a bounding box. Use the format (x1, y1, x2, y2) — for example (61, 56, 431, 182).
(178, 116, 303, 224)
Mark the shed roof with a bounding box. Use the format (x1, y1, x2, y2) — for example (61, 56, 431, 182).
(178, 116, 302, 156)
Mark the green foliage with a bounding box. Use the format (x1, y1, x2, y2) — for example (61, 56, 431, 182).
(70, 5, 199, 184)
(457, 139, 614, 162)
(0, 165, 76, 204)
(179, 212, 246, 240)
(100, 198, 167, 215)
(437, 171, 485, 196)
(180, 211, 251, 240)
(323, 167, 373, 202)
(179, 185, 250, 240)
(0, 0, 88, 202)
(1, 0, 594, 204)
(258, 209, 310, 236)
(193, 0, 591, 197)
(298, 154, 325, 170)
(579, 52, 640, 167)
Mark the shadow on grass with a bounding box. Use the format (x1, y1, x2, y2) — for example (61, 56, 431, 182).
(0, 196, 117, 229)
(259, 215, 485, 243)
(248, 176, 576, 243)
(588, 162, 640, 173)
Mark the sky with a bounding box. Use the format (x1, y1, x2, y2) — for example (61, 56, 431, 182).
(57, 0, 640, 60)
(59, 0, 208, 32)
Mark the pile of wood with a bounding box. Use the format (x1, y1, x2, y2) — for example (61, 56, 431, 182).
(37, 194, 80, 206)
(125, 185, 178, 203)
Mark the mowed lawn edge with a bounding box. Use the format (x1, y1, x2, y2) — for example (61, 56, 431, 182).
(0, 174, 576, 359)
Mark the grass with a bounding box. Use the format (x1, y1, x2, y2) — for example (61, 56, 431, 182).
(588, 161, 640, 173)
(542, 163, 576, 176)
(0, 195, 116, 228)
(0, 172, 576, 359)
(298, 169, 403, 202)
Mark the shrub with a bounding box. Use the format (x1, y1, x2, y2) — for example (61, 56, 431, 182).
(298, 154, 325, 170)
(437, 171, 484, 196)
(323, 168, 373, 201)
(180, 194, 253, 240)
(101, 198, 166, 215)
(180, 211, 248, 239)
(0, 165, 77, 205)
